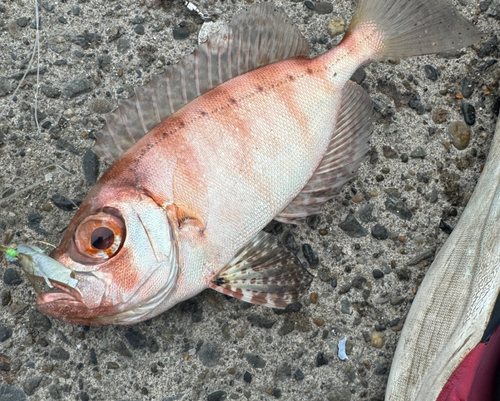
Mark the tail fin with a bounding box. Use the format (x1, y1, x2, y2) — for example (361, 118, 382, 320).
(345, 0, 482, 61)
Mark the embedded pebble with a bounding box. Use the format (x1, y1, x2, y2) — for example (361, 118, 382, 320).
(41, 84, 61, 98)
(316, 352, 329, 367)
(50, 346, 70, 361)
(0, 77, 10, 97)
(410, 147, 427, 158)
(247, 314, 276, 329)
(173, 27, 190, 40)
(207, 391, 227, 401)
(82, 148, 99, 186)
(327, 17, 345, 37)
(372, 269, 384, 279)
(371, 224, 388, 240)
(23, 376, 43, 396)
(371, 332, 385, 348)
(62, 78, 93, 98)
(245, 353, 266, 369)
(340, 299, 351, 314)
(432, 108, 448, 124)
(51, 194, 80, 211)
(382, 145, 398, 159)
(0, 384, 26, 401)
(3, 268, 22, 285)
(385, 196, 412, 220)
(197, 342, 221, 367)
(338, 215, 368, 237)
(448, 121, 471, 150)
(302, 244, 319, 268)
(462, 102, 476, 125)
(314, 2, 334, 14)
(350, 67, 366, 84)
(243, 371, 252, 383)
(0, 326, 13, 342)
(294, 368, 305, 381)
(306, 215, 320, 229)
(423, 65, 438, 81)
(462, 77, 474, 98)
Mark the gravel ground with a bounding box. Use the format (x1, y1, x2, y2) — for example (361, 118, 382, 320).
(0, 0, 499, 400)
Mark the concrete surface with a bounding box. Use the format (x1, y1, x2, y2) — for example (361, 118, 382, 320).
(0, 0, 499, 400)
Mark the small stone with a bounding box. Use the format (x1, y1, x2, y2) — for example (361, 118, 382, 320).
(385, 195, 412, 221)
(314, 2, 333, 14)
(294, 368, 305, 381)
(111, 340, 133, 358)
(16, 17, 29, 27)
(0, 77, 10, 97)
(313, 318, 324, 326)
(23, 376, 43, 396)
(327, 17, 345, 37)
(0, 385, 26, 401)
(278, 318, 295, 336)
(400, 153, 409, 163)
(245, 353, 266, 369)
(51, 194, 80, 211)
(462, 77, 474, 98)
(275, 362, 292, 381)
(82, 149, 99, 186)
(247, 314, 276, 329)
(272, 388, 282, 398)
(302, 244, 319, 268)
(125, 327, 147, 349)
(372, 269, 384, 279)
(173, 27, 190, 40)
(207, 391, 227, 401)
(107, 362, 119, 369)
(28, 310, 52, 333)
(50, 346, 70, 361)
(396, 268, 411, 281)
(304, 1, 315, 10)
(327, 388, 352, 401)
(310, 292, 318, 304)
(198, 342, 221, 367)
(350, 68, 366, 85)
(351, 193, 364, 203)
(371, 332, 385, 348)
(0, 326, 13, 342)
(306, 215, 320, 229)
(117, 38, 130, 54)
(382, 145, 398, 159)
(351, 275, 367, 289)
(432, 108, 448, 124)
(62, 78, 93, 99)
(3, 268, 22, 285)
(282, 232, 297, 252)
(423, 65, 438, 81)
(243, 371, 252, 383)
(390, 296, 405, 306)
(448, 121, 471, 150)
(134, 25, 145, 35)
(359, 204, 374, 223)
(371, 224, 388, 240)
(58, 16, 68, 24)
(462, 102, 476, 125)
(338, 215, 368, 238)
(316, 352, 329, 367)
(340, 298, 351, 314)
(439, 219, 454, 234)
(90, 98, 113, 114)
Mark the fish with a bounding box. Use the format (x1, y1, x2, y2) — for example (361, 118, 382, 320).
(14, 0, 480, 326)
(385, 118, 500, 401)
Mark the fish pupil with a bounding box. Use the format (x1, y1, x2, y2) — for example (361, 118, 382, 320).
(91, 227, 114, 250)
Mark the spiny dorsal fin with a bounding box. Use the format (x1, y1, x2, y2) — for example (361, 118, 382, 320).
(209, 231, 313, 309)
(94, 3, 310, 163)
(275, 81, 373, 224)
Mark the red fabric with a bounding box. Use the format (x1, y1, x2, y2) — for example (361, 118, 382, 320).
(437, 326, 500, 401)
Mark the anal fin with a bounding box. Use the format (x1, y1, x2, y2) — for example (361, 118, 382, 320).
(209, 232, 313, 309)
(276, 80, 373, 224)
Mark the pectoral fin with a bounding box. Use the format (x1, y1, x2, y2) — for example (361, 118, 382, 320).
(209, 232, 313, 308)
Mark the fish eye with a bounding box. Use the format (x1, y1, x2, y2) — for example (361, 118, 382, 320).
(74, 210, 125, 260)
(91, 227, 115, 250)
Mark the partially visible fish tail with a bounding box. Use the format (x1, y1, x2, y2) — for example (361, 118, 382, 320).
(344, 0, 482, 62)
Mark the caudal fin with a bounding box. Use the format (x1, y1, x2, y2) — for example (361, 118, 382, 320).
(345, 0, 482, 61)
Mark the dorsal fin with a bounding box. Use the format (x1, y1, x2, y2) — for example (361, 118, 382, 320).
(94, 3, 310, 163)
(275, 81, 374, 224)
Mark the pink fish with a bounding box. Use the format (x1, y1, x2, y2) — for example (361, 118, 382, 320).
(17, 0, 479, 325)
